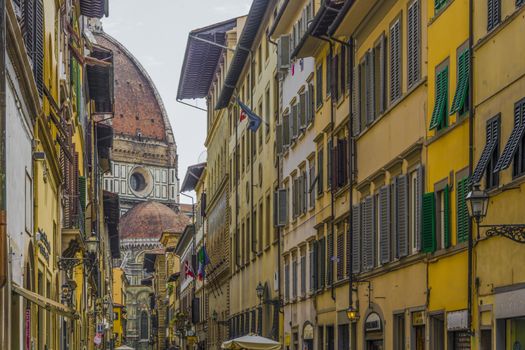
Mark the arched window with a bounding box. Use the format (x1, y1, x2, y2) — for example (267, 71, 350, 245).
(140, 311, 149, 340)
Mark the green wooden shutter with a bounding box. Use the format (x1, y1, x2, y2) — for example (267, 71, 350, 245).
(430, 67, 449, 130)
(444, 185, 451, 248)
(422, 192, 436, 253)
(450, 50, 470, 115)
(456, 177, 470, 243)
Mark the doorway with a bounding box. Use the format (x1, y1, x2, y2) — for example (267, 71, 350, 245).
(367, 339, 383, 350)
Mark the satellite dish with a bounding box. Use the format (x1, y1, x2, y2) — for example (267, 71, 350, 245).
(197, 150, 207, 163)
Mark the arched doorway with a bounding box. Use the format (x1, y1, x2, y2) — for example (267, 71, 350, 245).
(364, 312, 383, 350)
(302, 322, 314, 350)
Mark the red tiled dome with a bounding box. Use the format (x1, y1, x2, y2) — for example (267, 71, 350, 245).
(119, 201, 190, 240)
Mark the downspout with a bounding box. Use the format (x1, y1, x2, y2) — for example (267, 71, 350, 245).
(347, 38, 355, 313)
(0, 0, 6, 289)
(467, 0, 474, 336)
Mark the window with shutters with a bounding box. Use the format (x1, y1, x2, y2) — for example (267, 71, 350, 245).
(434, 0, 449, 13)
(408, 0, 421, 88)
(327, 232, 333, 286)
(318, 146, 324, 196)
(309, 160, 316, 209)
(352, 204, 361, 274)
(316, 63, 324, 108)
(362, 196, 375, 270)
(302, 170, 308, 215)
(494, 98, 525, 177)
(335, 137, 348, 189)
(359, 58, 367, 131)
(333, 53, 340, 101)
(292, 256, 298, 300)
(487, 0, 501, 31)
(265, 87, 271, 141)
(308, 82, 315, 125)
(390, 18, 402, 103)
(291, 103, 299, 140)
(519, 0, 525, 7)
(472, 116, 500, 188)
(266, 194, 272, 245)
(327, 140, 333, 189)
(379, 186, 391, 265)
(429, 64, 449, 131)
(422, 192, 436, 253)
(300, 251, 306, 297)
(456, 176, 470, 243)
(310, 240, 318, 292)
(450, 47, 470, 116)
(326, 54, 332, 98)
(20, 0, 44, 96)
(299, 91, 307, 131)
(435, 185, 450, 250)
(339, 46, 346, 99)
(283, 111, 290, 149)
(512, 99, 525, 178)
(318, 235, 326, 290)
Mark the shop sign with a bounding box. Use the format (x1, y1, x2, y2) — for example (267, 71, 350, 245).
(364, 312, 382, 332)
(284, 333, 291, 346)
(303, 323, 314, 340)
(447, 310, 468, 331)
(412, 311, 426, 326)
(36, 229, 51, 262)
(25, 308, 31, 350)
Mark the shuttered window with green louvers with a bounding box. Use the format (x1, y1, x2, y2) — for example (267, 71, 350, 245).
(450, 50, 470, 115)
(422, 192, 436, 253)
(443, 185, 451, 248)
(434, 0, 448, 12)
(429, 67, 449, 130)
(456, 177, 470, 243)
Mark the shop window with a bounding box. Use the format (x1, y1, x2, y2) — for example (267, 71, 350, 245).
(430, 313, 445, 350)
(480, 329, 492, 350)
(394, 313, 405, 350)
(411, 311, 425, 350)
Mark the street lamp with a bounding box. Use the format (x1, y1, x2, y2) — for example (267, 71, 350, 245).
(86, 234, 99, 254)
(256, 282, 265, 304)
(346, 306, 360, 323)
(466, 184, 489, 223)
(467, 183, 525, 243)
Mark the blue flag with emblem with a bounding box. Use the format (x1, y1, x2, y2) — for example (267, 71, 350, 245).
(238, 99, 262, 132)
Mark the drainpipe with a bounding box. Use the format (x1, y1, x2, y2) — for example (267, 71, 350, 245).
(467, 0, 474, 336)
(0, 0, 6, 290)
(347, 37, 355, 314)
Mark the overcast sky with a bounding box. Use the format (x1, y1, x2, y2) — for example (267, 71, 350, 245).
(102, 0, 250, 202)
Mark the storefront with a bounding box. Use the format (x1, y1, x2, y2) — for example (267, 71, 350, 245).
(495, 285, 525, 349)
(364, 312, 383, 350)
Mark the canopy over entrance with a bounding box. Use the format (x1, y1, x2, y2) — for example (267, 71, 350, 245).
(221, 334, 281, 350)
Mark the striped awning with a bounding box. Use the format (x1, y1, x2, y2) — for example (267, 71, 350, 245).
(79, 0, 108, 19)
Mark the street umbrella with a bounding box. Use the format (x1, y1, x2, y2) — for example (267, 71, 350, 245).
(115, 346, 134, 350)
(221, 334, 281, 350)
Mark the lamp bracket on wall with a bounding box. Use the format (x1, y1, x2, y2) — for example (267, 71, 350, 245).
(482, 224, 525, 243)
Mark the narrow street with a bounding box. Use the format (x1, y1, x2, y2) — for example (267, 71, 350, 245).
(0, 0, 525, 349)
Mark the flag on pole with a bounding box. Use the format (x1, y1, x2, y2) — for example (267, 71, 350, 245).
(197, 246, 211, 281)
(238, 99, 263, 132)
(184, 260, 195, 279)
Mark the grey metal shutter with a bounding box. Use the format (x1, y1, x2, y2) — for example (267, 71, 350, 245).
(22, 0, 35, 64)
(487, 0, 501, 31)
(390, 19, 401, 102)
(284, 262, 290, 301)
(275, 188, 288, 226)
(292, 259, 298, 298)
(301, 254, 306, 296)
(352, 204, 361, 273)
(346, 220, 351, 276)
(472, 117, 500, 183)
(305, 88, 311, 125)
(379, 35, 387, 113)
(408, 0, 421, 87)
(308, 83, 315, 124)
(352, 67, 360, 136)
(318, 149, 324, 195)
(303, 171, 308, 213)
(363, 196, 375, 270)
(379, 186, 391, 264)
(415, 166, 424, 251)
(283, 114, 290, 147)
(396, 174, 409, 257)
(366, 51, 375, 125)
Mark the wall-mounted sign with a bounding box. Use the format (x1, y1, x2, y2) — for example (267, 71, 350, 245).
(284, 333, 291, 346)
(447, 310, 468, 331)
(36, 229, 51, 262)
(303, 323, 314, 340)
(364, 312, 382, 332)
(412, 311, 426, 326)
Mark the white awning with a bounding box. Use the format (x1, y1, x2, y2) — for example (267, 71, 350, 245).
(222, 334, 281, 350)
(12, 283, 78, 319)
